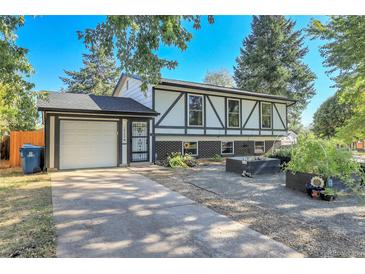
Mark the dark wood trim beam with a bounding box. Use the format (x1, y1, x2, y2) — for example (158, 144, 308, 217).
(273, 103, 286, 130)
(155, 93, 184, 126)
(242, 101, 258, 129)
(206, 95, 224, 128)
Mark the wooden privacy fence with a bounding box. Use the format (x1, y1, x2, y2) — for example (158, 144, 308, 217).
(356, 141, 365, 151)
(9, 129, 45, 167)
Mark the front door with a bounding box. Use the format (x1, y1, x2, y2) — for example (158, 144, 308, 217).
(130, 120, 149, 162)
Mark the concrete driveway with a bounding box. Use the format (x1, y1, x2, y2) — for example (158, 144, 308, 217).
(51, 168, 302, 257)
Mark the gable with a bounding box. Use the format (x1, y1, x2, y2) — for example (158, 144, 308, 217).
(114, 75, 153, 108)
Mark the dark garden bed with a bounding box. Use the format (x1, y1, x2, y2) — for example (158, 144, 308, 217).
(286, 171, 315, 193)
(226, 156, 281, 176)
(285, 171, 350, 201)
(286, 171, 351, 193)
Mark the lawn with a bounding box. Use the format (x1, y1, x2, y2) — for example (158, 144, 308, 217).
(0, 168, 56, 257)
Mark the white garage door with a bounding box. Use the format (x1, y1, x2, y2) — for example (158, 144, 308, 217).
(60, 120, 118, 170)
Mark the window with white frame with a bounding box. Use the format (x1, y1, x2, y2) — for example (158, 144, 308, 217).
(227, 99, 240, 128)
(188, 94, 203, 126)
(183, 141, 198, 156)
(254, 141, 265, 154)
(261, 102, 272, 129)
(221, 141, 234, 154)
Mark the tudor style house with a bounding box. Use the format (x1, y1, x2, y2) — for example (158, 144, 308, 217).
(114, 75, 295, 161)
(38, 74, 295, 170)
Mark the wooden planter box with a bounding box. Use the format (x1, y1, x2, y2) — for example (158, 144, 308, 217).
(285, 171, 318, 193)
(226, 157, 281, 175)
(286, 171, 351, 193)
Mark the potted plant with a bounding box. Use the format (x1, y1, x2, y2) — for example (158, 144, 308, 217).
(320, 187, 336, 201)
(305, 176, 325, 198)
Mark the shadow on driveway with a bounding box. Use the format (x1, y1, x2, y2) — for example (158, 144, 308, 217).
(51, 168, 302, 258)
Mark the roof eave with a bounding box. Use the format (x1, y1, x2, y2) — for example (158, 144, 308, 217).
(38, 107, 159, 116)
(158, 80, 297, 105)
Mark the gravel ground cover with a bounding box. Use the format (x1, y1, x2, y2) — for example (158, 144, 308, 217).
(129, 162, 365, 257)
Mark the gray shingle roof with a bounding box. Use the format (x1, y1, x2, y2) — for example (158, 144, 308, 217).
(37, 92, 158, 116)
(160, 78, 297, 104)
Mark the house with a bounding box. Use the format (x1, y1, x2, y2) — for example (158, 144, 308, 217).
(38, 74, 296, 170)
(280, 131, 298, 146)
(353, 139, 365, 151)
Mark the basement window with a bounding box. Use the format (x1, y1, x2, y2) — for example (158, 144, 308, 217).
(221, 141, 234, 154)
(183, 141, 198, 156)
(254, 141, 265, 154)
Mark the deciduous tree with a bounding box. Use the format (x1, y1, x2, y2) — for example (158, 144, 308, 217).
(203, 68, 235, 87)
(0, 16, 38, 135)
(308, 16, 365, 143)
(79, 16, 214, 91)
(312, 93, 353, 139)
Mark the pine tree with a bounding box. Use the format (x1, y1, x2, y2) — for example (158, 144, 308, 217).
(60, 44, 119, 96)
(234, 16, 316, 128)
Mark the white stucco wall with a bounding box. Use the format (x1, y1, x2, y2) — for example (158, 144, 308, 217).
(118, 77, 153, 108)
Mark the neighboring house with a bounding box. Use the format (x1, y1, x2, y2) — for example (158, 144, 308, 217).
(280, 131, 298, 146)
(353, 139, 365, 151)
(38, 74, 296, 170)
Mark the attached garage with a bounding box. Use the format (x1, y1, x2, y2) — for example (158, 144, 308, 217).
(38, 92, 158, 170)
(59, 120, 118, 170)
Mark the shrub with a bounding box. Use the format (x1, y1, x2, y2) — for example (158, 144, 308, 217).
(168, 152, 187, 168)
(164, 152, 197, 168)
(268, 147, 292, 158)
(212, 154, 224, 161)
(267, 147, 292, 166)
(285, 134, 365, 194)
(183, 153, 197, 167)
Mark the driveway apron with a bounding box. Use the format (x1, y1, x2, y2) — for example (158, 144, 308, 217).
(51, 168, 302, 257)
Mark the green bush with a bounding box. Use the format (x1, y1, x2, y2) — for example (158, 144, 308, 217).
(267, 147, 292, 158)
(266, 147, 292, 162)
(266, 147, 292, 167)
(212, 154, 224, 161)
(165, 152, 197, 168)
(285, 134, 365, 193)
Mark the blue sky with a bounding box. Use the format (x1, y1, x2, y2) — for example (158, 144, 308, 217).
(17, 15, 334, 126)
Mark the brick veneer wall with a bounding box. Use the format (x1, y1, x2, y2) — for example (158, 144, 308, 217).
(234, 141, 254, 155)
(155, 141, 182, 160)
(154, 140, 279, 160)
(198, 141, 221, 158)
(265, 140, 274, 153)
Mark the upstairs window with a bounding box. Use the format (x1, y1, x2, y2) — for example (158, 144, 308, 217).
(227, 99, 240, 128)
(261, 102, 272, 129)
(188, 94, 203, 126)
